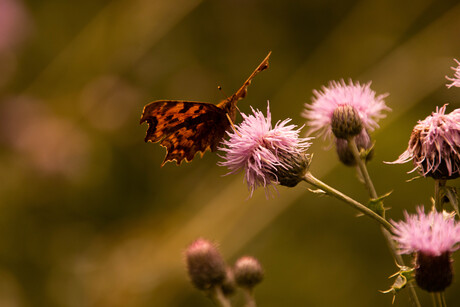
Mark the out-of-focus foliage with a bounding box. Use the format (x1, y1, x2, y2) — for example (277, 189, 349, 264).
(0, 0, 460, 306)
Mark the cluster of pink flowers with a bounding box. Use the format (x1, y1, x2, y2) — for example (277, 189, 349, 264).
(220, 61, 460, 188)
(211, 57, 460, 298)
(219, 80, 393, 195)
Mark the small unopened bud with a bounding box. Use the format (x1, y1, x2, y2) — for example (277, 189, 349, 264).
(221, 267, 237, 296)
(331, 104, 363, 139)
(234, 256, 264, 289)
(275, 152, 311, 187)
(335, 129, 373, 166)
(415, 252, 453, 292)
(185, 238, 226, 290)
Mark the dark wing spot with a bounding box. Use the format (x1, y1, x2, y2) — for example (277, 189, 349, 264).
(194, 106, 204, 114)
(169, 117, 179, 124)
(178, 104, 193, 114)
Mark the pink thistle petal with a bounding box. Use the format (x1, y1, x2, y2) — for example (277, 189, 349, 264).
(391, 207, 460, 257)
(302, 79, 390, 140)
(446, 59, 460, 89)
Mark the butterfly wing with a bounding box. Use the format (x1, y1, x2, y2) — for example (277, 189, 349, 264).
(140, 100, 229, 165)
(217, 51, 271, 120)
(141, 52, 272, 166)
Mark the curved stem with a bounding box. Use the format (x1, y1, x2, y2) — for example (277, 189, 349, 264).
(304, 171, 421, 306)
(302, 172, 394, 233)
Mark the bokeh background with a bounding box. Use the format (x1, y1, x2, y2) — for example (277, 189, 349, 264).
(1, 0, 460, 306)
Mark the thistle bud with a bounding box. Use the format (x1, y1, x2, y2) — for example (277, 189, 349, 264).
(185, 238, 226, 290)
(275, 152, 311, 187)
(335, 129, 373, 166)
(234, 256, 264, 289)
(415, 252, 453, 292)
(331, 104, 363, 139)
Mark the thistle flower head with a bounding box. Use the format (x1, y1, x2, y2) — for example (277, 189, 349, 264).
(233, 256, 264, 289)
(391, 207, 460, 292)
(388, 105, 460, 180)
(302, 79, 390, 140)
(446, 59, 460, 88)
(391, 207, 460, 257)
(219, 103, 312, 196)
(185, 238, 226, 290)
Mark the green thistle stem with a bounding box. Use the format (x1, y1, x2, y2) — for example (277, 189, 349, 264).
(441, 292, 447, 307)
(431, 292, 447, 307)
(302, 172, 394, 233)
(347, 136, 421, 307)
(434, 179, 447, 212)
(347, 137, 379, 205)
(431, 292, 439, 307)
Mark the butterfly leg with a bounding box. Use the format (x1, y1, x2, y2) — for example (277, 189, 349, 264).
(226, 113, 242, 137)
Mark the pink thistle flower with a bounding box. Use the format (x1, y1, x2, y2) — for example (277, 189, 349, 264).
(391, 207, 460, 257)
(446, 59, 460, 89)
(388, 105, 460, 180)
(219, 103, 312, 196)
(302, 79, 390, 140)
(391, 207, 460, 292)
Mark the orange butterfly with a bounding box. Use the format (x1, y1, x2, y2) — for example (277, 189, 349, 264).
(140, 52, 271, 166)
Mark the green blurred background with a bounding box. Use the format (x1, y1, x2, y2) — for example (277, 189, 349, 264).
(1, 0, 460, 306)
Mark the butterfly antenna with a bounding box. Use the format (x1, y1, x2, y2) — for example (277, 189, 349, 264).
(226, 113, 242, 137)
(218, 85, 230, 99)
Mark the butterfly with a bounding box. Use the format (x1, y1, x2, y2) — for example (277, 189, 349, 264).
(140, 52, 271, 166)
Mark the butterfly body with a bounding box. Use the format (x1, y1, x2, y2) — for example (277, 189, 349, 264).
(140, 52, 271, 166)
